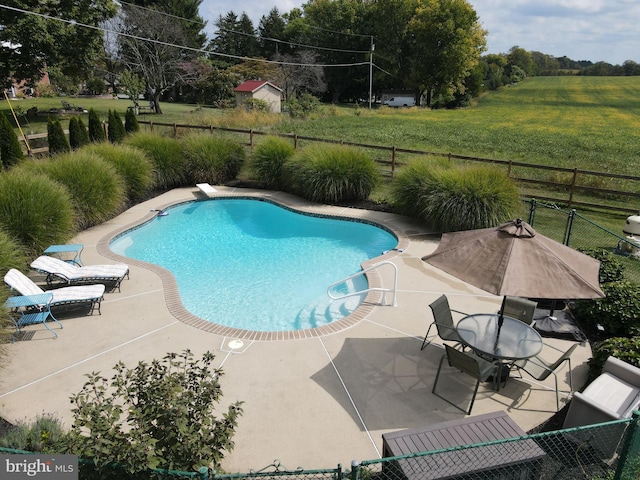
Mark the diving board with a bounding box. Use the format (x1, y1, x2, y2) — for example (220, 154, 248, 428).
(196, 183, 217, 196)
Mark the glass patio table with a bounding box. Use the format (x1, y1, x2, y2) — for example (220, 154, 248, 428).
(457, 313, 543, 361)
(456, 313, 543, 389)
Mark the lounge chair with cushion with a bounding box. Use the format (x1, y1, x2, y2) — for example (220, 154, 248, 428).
(31, 255, 129, 291)
(4, 268, 105, 314)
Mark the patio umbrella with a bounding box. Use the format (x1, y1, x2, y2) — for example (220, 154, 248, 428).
(422, 219, 604, 344)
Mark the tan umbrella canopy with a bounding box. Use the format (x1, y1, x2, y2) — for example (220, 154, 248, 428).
(422, 219, 605, 300)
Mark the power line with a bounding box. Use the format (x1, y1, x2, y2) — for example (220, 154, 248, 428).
(0, 3, 370, 69)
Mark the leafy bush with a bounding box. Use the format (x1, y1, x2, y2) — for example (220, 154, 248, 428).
(181, 134, 245, 184)
(21, 152, 126, 229)
(288, 144, 379, 203)
(47, 117, 70, 154)
(125, 132, 186, 189)
(242, 98, 270, 112)
(572, 280, 640, 337)
(0, 414, 66, 452)
(392, 161, 520, 231)
(68, 116, 90, 150)
(0, 113, 24, 168)
(588, 337, 640, 381)
(250, 136, 295, 189)
(286, 93, 321, 119)
(84, 143, 154, 202)
(124, 108, 139, 133)
(60, 350, 242, 475)
(578, 248, 625, 284)
(88, 108, 106, 143)
(0, 169, 75, 254)
(107, 110, 126, 143)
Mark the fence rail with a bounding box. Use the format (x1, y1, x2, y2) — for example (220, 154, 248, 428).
(23, 121, 640, 215)
(136, 120, 640, 215)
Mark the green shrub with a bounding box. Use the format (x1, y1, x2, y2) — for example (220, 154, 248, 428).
(392, 162, 520, 231)
(107, 110, 126, 143)
(84, 143, 154, 202)
(47, 117, 70, 154)
(0, 228, 28, 273)
(68, 116, 90, 150)
(579, 248, 625, 284)
(125, 132, 186, 189)
(59, 350, 242, 474)
(0, 169, 75, 254)
(251, 136, 295, 190)
(0, 113, 24, 168)
(21, 152, 126, 229)
(572, 280, 640, 338)
(589, 337, 640, 382)
(288, 144, 379, 203)
(286, 93, 321, 118)
(124, 108, 139, 133)
(390, 157, 453, 219)
(88, 108, 106, 143)
(181, 134, 245, 185)
(0, 413, 66, 452)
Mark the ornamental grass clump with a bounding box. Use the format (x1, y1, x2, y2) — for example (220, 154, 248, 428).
(84, 143, 154, 202)
(392, 161, 520, 232)
(20, 152, 126, 230)
(0, 169, 75, 254)
(288, 144, 379, 203)
(251, 136, 295, 190)
(181, 134, 245, 184)
(125, 132, 186, 189)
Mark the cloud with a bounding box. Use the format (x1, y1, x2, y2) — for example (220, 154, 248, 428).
(198, 0, 639, 64)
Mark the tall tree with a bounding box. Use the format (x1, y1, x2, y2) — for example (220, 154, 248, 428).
(117, 4, 196, 113)
(0, 0, 118, 85)
(300, 0, 372, 103)
(403, 0, 487, 106)
(258, 8, 288, 58)
(208, 11, 258, 64)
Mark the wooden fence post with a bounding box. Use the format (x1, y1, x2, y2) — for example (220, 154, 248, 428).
(568, 167, 578, 207)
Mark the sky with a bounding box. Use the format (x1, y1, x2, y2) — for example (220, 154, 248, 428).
(198, 0, 640, 65)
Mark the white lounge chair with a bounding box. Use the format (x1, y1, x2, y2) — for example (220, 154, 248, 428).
(31, 255, 129, 291)
(4, 268, 105, 314)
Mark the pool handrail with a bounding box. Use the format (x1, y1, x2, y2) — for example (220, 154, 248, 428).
(327, 261, 398, 307)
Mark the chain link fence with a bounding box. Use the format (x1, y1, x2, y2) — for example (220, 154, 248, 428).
(526, 199, 640, 284)
(359, 414, 640, 480)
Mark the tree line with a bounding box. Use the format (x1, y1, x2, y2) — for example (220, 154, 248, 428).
(2, 0, 639, 112)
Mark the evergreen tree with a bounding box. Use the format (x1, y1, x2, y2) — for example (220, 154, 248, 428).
(47, 118, 71, 155)
(0, 113, 24, 168)
(108, 110, 126, 143)
(69, 117, 90, 149)
(124, 108, 140, 133)
(88, 109, 106, 143)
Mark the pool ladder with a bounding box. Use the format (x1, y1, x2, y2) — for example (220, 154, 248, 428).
(327, 261, 398, 307)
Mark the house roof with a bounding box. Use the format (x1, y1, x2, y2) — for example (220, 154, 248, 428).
(234, 80, 282, 93)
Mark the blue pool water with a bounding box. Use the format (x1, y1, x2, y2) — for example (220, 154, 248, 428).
(110, 199, 397, 331)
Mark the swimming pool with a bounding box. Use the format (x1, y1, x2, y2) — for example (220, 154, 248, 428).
(110, 198, 397, 332)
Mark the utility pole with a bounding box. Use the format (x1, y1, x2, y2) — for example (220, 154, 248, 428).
(369, 36, 375, 110)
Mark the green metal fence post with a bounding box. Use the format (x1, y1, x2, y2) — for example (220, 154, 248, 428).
(563, 209, 576, 245)
(528, 198, 537, 226)
(199, 466, 210, 480)
(614, 411, 640, 480)
(350, 460, 360, 480)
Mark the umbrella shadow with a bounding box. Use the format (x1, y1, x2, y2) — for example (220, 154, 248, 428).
(312, 337, 455, 431)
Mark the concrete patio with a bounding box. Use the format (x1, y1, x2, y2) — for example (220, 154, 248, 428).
(0, 186, 591, 473)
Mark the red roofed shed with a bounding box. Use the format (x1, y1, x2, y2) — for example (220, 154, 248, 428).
(234, 80, 283, 113)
